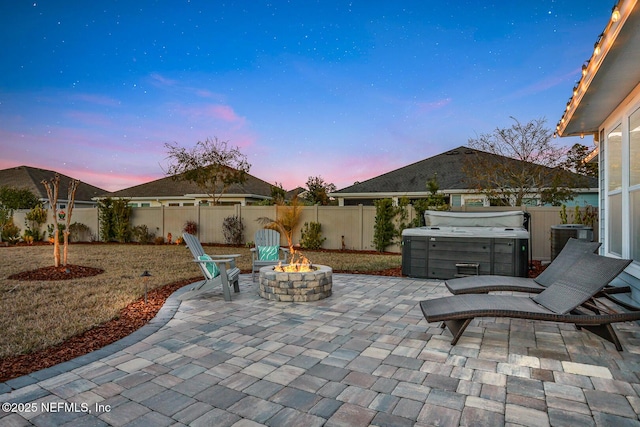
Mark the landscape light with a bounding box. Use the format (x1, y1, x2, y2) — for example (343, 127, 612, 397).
(141, 270, 152, 304)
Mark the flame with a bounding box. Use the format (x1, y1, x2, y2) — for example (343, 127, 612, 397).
(274, 248, 314, 272)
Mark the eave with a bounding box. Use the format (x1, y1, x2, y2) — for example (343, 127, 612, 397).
(557, 0, 640, 137)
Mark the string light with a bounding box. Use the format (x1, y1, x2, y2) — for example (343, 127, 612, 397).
(593, 33, 604, 56)
(612, 5, 621, 23)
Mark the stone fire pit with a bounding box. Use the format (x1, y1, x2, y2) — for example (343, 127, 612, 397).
(258, 264, 333, 302)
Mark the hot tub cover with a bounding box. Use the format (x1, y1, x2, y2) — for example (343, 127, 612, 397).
(424, 210, 525, 228)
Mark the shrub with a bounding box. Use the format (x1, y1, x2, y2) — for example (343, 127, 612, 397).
(98, 197, 132, 242)
(46, 223, 65, 242)
(2, 219, 21, 244)
(373, 198, 397, 252)
(222, 215, 244, 245)
(300, 222, 326, 250)
(183, 220, 198, 235)
(24, 204, 47, 241)
(69, 222, 91, 242)
(132, 225, 156, 244)
(154, 236, 165, 245)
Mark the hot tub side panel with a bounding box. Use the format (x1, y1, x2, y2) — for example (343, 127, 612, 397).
(402, 235, 529, 279)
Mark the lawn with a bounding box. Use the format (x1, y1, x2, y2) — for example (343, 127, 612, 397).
(0, 243, 401, 360)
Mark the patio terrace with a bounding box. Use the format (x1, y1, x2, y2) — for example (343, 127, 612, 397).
(2, 274, 640, 426)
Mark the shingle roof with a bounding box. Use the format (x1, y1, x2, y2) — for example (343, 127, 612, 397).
(108, 170, 275, 198)
(0, 165, 108, 202)
(333, 146, 597, 194)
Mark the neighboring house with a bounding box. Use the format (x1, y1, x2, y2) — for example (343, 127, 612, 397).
(0, 165, 107, 209)
(331, 146, 598, 207)
(556, 0, 640, 299)
(107, 171, 276, 206)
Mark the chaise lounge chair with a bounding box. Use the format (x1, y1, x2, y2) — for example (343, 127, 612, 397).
(182, 232, 242, 301)
(420, 253, 634, 350)
(444, 238, 628, 296)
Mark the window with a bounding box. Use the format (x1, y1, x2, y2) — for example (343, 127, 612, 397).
(607, 125, 623, 256)
(631, 107, 640, 187)
(607, 124, 622, 192)
(464, 198, 484, 207)
(630, 107, 640, 261)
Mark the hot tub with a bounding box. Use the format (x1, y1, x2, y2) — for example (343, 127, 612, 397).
(402, 211, 529, 279)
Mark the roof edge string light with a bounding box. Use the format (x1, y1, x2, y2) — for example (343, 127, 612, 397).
(581, 60, 590, 76)
(593, 33, 604, 56)
(612, 4, 621, 22)
(558, 1, 624, 138)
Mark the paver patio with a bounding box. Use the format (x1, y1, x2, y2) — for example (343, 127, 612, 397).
(2, 274, 640, 426)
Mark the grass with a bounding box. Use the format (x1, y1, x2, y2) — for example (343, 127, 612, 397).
(0, 243, 401, 359)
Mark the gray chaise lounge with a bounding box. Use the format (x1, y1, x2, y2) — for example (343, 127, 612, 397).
(421, 253, 633, 350)
(444, 238, 629, 296)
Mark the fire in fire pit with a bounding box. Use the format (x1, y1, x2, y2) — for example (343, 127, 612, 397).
(274, 249, 313, 273)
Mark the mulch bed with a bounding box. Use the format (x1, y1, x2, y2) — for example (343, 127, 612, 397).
(0, 264, 198, 383)
(8, 264, 105, 281)
(1, 262, 542, 383)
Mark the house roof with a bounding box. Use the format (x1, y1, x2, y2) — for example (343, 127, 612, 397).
(558, 0, 640, 137)
(332, 146, 597, 195)
(0, 165, 108, 202)
(108, 170, 275, 199)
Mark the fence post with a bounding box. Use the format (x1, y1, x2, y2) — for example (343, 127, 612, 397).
(358, 204, 364, 250)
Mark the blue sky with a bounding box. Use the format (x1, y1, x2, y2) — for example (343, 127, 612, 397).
(0, 1, 611, 192)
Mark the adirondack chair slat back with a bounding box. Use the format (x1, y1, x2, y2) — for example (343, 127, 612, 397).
(255, 229, 281, 248)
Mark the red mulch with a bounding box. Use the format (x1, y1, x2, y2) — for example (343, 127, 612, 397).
(8, 264, 105, 281)
(0, 264, 198, 383)
(0, 262, 542, 383)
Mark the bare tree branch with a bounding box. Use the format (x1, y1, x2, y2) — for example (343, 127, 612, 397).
(164, 137, 251, 204)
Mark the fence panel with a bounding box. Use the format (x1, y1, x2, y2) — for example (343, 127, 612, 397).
(10, 204, 598, 261)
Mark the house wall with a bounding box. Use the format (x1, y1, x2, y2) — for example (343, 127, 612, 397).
(597, 80, 640, 302)
(11, 205, 593, 261)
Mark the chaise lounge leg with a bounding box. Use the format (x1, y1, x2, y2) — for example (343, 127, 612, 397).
(582, 324, 623, 351)
(444, 318, 473, 345)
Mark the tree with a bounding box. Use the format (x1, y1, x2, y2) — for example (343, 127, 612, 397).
(257, 195, 302, 249)
(270, 182, 286, 205)
(164, 137, 251, 205)
(373, 199, 397, 252)
(562, 143, 598, 177)
(41, 175, 62, 267)
(0, 204, 11, 243)
(304, 176, 336, 205)
(464, 117, 580, 206)
(62, 179, 79, 265)
(0, 186, 40, 210)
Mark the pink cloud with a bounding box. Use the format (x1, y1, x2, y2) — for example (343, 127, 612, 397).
(182, 104, 246, 124)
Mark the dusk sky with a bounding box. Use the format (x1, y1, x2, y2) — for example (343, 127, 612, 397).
(1, 1, 611, 192)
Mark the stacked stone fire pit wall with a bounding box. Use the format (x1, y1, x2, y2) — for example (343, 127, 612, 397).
(258, 265, 333, 302)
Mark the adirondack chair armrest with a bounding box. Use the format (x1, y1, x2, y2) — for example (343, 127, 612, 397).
(203, 253, 241, 268)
